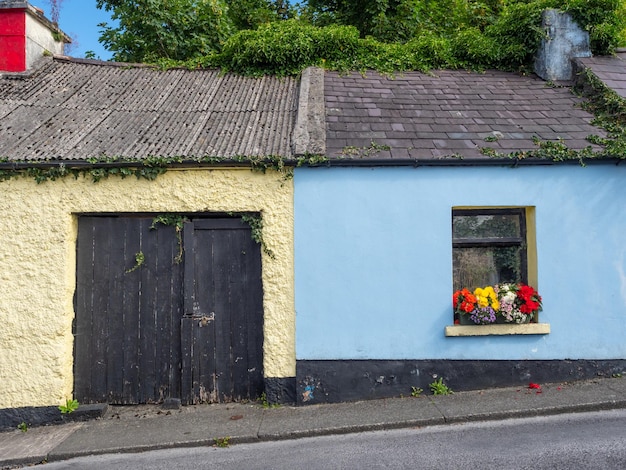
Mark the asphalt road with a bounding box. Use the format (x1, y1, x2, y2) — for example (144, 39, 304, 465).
(42, 409, 626, 469)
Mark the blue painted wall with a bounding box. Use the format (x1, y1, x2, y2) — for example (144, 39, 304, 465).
(294, 165, 626, 361)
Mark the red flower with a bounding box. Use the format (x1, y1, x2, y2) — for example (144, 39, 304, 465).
(517, 285, 535, 301)
(453, 288, 477, 314)
(520, 300, 538, 313)
(528, 382, 541, 389)
(516, 284, 542, 315)
(453, 291, 461, 308)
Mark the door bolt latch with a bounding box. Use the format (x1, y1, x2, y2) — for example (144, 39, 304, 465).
(198, 312, 215, 327)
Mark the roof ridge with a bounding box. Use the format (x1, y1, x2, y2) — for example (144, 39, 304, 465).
(52, 55, 153, 69)
(51, 56, 226, 74)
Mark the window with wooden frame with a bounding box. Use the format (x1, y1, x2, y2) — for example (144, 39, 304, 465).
(452, 208, 527, 293)
(447, 207, 549, 336)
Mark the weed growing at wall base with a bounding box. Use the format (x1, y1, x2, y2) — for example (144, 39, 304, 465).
(430, 378, 453, 395)
(259, 392, 280, 409)
(59, 398, 79, 414)
(214, 436, 231, 447)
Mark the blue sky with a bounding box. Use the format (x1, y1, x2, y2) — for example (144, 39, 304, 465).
(29, 1, 114, 60)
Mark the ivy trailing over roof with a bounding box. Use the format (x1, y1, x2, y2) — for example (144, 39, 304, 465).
(149, 0, 625, 76)
(571, 66, 626, 160)
(0, 154, 329, 184)
(480, 67, 626, 164)
(0, 161, 164, 184)
(479, 136, 598, 166)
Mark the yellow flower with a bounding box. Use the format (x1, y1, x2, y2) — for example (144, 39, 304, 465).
(473, 286, 499, 311)
(474, 287, 489, 307)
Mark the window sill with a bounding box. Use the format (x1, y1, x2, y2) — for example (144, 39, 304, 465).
(444, 323, 550, 337)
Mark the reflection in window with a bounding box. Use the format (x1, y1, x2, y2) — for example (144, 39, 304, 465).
(452, 209, 527, 292)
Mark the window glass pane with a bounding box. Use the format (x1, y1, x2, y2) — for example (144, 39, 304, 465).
(453, 246, 523, 291)
(453, 214, 521, 239)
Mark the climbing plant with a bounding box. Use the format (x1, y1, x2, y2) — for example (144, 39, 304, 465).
(150, 214, 189, 263)
(0, 158, 168, 183)
(239, 213, 275, 259)
(125, 251, 145, 273)
(0, 154, 320, 184)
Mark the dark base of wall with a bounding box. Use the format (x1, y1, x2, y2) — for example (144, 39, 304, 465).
(0, 382, 296, 428)
(265, 377, 297, 404)
(296, 359, 626, 405)
(0, 403, 108, 432)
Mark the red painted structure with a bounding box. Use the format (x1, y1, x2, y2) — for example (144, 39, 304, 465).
(0, 8, 26, 72)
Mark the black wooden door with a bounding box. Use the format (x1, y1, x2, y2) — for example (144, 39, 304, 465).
(180, 219, 264, 404)
(74, 215, 263, 405)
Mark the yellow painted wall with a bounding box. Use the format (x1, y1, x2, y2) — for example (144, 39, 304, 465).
(0, 169, 294, 408)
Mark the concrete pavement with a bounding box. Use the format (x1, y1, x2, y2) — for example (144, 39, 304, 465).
(1, 377, 626, 468)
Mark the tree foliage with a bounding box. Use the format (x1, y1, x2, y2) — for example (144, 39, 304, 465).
(303, 0, 504, 42)
(303, 0, 422, 42)
(225, 0, 294, 31)
(96, 0, 626, 75)
(304, 0, 625, 54)
(96, 0, 235, 62)
(96, 0, 297, 62)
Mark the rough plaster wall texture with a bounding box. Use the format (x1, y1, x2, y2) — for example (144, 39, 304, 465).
(0, 169, 295, 408)
(25, 11, 64, 69)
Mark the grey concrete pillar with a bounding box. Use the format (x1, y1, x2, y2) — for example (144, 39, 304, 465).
(534, 9, 591, 81)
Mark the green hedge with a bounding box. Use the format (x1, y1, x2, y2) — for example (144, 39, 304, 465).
(157, 0, 626, 76)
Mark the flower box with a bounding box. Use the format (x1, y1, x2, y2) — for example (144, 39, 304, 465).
(453, 283, 542, 325)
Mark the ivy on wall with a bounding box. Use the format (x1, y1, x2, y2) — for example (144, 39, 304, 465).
(240, 213, 275, 259)
(0, 155, 329, 184)
(150, 214, 189, 263)
(122, 212, 275, 267)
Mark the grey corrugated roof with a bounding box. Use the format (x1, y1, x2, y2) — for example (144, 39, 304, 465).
(0, 57, 299, 161)
(324, 68, 607, 162)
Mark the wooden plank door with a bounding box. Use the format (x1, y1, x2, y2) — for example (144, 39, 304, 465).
(180, 218, 264, 404)
(75, 215, 184, 404)
(75, 215, 264, 405)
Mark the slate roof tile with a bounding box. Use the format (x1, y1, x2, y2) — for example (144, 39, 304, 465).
(577, 50, 626, 98)
(324, 67, 612, 162)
